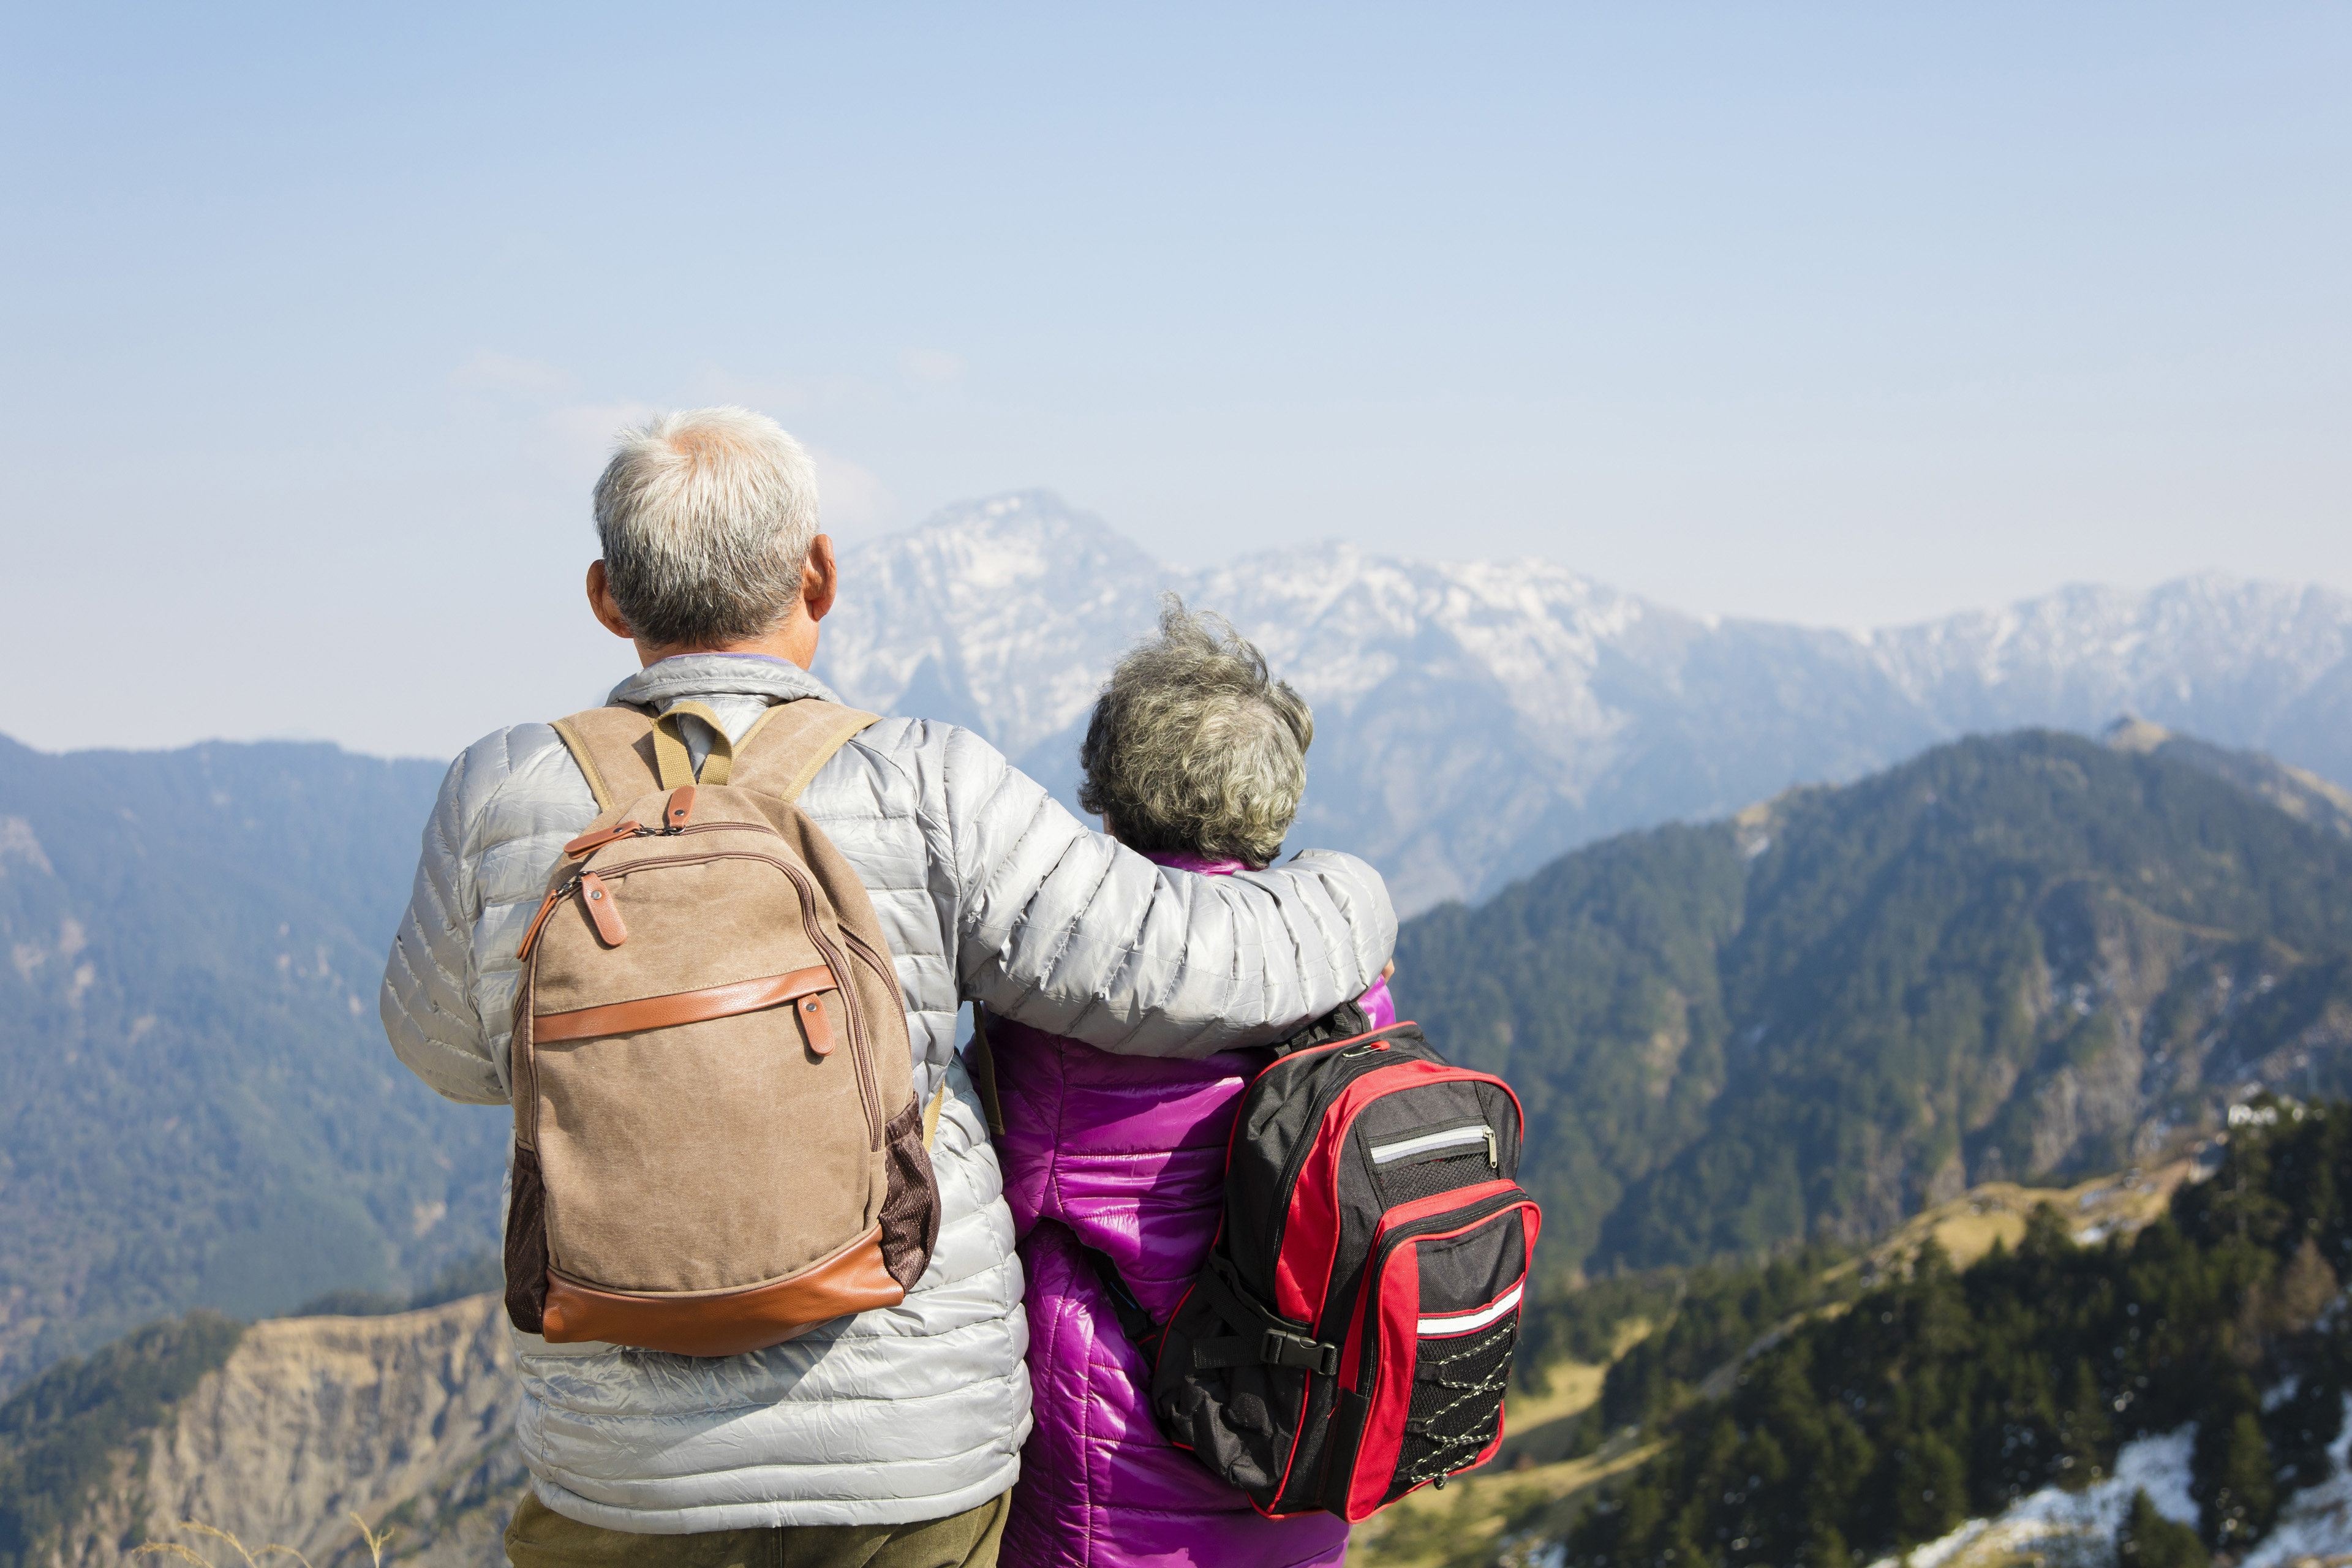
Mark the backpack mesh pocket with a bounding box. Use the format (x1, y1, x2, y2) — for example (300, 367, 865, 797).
(1394, 1311, 1518, 1493)
(1381, 1152, 1487, 1207)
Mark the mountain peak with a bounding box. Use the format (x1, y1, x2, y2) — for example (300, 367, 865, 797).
(2102, 713, 2173, 753)
(818, 497, 2352, 913)
(886, 489, 1156, 568)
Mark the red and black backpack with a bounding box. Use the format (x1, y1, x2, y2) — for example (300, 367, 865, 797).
(1148, 1003, 1541, 1521)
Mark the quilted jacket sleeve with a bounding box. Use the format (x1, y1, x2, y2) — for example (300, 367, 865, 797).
(380, 745, 507, 1105)
(924, 723, 1396, 1058)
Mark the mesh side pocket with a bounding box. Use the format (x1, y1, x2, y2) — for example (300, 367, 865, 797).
(503, 1143, 549, 1335)
(1380, 1152, 1487, 1207)
(1393, 1313, 1517, 1494)
(878, 1096, 941, 1290)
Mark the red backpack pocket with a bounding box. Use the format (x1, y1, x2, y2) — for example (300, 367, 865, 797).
(1321, 1183, 1541, 1521)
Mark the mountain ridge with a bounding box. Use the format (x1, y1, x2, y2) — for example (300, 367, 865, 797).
(1392, 726, 2352, 1278)
(812, 491, 2352, 913)
(0, 736, 505, 1395)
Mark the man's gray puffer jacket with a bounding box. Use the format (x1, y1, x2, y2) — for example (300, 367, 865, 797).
(379, 654, 1396, 1534)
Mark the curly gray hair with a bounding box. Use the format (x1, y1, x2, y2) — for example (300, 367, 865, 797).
(1077, 596, 1314, 867)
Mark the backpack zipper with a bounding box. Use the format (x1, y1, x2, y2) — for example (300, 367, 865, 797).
(1368, 1122, 1498, 1170)
(521, 821, 772, 959)
(574, 847, 883, 1148)
(774, 860, 883, 1148)
(839, 926, 919, 1132)
(1259, 1041, 1414, 1269)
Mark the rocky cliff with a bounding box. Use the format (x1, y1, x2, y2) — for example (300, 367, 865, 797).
(36, 1298, 521, 1568)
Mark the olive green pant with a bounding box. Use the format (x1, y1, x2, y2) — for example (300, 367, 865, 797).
(505, 1489, 1009, 1568)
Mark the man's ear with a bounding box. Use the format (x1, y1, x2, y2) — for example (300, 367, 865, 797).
(802, 535, 838, 624)
(586, 561, 634, 640)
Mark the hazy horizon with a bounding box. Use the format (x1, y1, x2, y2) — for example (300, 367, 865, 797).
(5, 4, 2346, 756)
(1, 487, 2343, 763)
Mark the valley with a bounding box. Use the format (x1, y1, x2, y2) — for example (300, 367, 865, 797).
(4, 1135, 2332, 1568)
(0, 738, 507, 1391)
(1346, 1118, 2351, 1568)
(4, 504, 2352, 1563)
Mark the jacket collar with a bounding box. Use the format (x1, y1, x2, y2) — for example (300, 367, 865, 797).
(606, 653, 843, 713)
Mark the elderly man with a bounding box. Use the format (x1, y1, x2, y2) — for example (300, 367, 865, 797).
(380, 406, 1395, 1567)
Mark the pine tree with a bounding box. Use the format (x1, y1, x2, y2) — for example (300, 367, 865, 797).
(2115, 1488, 2207, 1568)
(2056, 1357, 2113, 1486)
(1892, 1433, 1966, 1545)
(2193, 1408, 2276, 1547)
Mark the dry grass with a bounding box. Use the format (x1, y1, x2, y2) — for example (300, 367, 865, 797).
(1821, 1158, 2193, 1292)
(132, 1513, 396, 1568)
(1344, 1434, 1664, 1567)
(1346, 1320, 1660, 1567)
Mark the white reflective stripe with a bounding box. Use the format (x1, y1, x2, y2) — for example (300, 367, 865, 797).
(1418, 1280, 1524, 1337)
(1371, 1125, 1490, 1164)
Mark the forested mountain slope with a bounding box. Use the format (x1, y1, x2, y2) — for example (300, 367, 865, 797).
(1559, 1100, 2352, 1567)
(0, 737, 507, 1393)
(1393, 729, 2352, 1275)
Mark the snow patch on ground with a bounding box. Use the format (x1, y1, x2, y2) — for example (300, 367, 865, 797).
(1869, 1402, 2352, 1567)
(1873, 1427, 2199, 1568)
(2243, 1399, 2352, 1567)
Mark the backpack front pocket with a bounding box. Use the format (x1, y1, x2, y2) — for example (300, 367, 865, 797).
(1365, 1117, 1499, 1205)
(1322, 1186, 1540, 1520)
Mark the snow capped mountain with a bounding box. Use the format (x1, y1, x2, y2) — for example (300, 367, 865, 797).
(813, 491, 2352, 913)
(1864, 574, 2352, 749)
(815, 491, 1163, 760)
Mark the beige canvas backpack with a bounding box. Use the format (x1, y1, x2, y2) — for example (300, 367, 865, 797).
(502, 696, 940, 1357)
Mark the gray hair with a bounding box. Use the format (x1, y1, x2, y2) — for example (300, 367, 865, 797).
(1078, 596, 1314, 867)
(592, 407, 820, 649)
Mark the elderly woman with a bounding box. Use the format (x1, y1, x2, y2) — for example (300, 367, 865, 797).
(988, 598, 1389, 1568)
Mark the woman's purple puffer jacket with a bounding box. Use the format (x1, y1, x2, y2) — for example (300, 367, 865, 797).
(992, 853, 1390, 1568)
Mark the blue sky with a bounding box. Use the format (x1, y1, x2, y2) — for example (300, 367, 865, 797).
(4, 4, 2346, 756)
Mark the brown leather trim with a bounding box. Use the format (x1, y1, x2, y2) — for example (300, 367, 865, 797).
(540, 1227, 905, 1356)
(797, 993, 835, 1056)
(533, 965, 837, 1043)
(515, 885, 564, 962)
(666, 785, 696, 827)
(577, 872, 628, 946)
(562, 821, 642, 858)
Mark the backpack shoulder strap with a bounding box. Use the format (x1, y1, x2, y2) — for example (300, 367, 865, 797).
(548, 707, 662, 812)
(548, 698, 880, 809)
(725, 699, 882, 802)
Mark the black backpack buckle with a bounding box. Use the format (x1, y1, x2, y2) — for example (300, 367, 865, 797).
(1261, 1327, 1340, 1377)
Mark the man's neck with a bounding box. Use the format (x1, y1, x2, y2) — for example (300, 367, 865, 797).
(634, 619, 816, 671)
